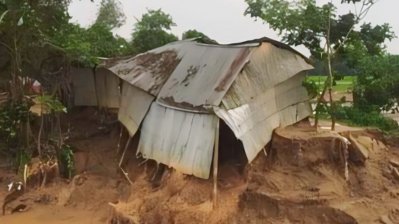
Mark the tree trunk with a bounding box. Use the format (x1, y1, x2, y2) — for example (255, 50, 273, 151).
(37, 114, 44, 157)
(314, 83, 328, 128)
(326, 12, 336, 131)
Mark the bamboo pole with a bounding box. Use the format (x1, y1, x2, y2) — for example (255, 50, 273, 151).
(213, 119, 220, 209)
(119, 136, 133, 185)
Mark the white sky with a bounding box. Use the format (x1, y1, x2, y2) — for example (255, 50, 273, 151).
(68, 0, 399, 56)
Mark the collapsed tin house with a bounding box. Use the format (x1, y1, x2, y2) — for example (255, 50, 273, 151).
(71, 38, 313, 179)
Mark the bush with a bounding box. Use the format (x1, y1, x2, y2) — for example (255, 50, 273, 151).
(0, 102, 30, 147)
(334, 105, 399, 131)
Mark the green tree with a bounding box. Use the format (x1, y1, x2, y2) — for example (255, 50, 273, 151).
(354, 55, 399, 111)
(244, 0, 394, 129)
(182, 29, 218, 44)
(0, 0, 132, 159)
(0, 0, 71, 98)
(52, 22, 130, 66)
(131, 9, 178, 54)
(95, 0, 126, 30)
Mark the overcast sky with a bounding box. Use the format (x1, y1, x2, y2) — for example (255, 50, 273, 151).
(68, 0, 399, 56)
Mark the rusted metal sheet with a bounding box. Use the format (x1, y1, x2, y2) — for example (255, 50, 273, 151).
(95, 68, 121, 108)
(215, 73, 312, 162)
(222, 43, 313, 109)
(106, 41, 196, 96)
(107, 49, 181, 96)
(107, 40, 252, 113)
(137, 102, 218, 179)
(71, 67, 97, 106)
(118, 82, 154, 136)
(157, 46, 251, 112)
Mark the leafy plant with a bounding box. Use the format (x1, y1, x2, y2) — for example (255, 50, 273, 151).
(15, 148, 31, 176)
(59, 144, 74, 179)
(302, 78, 319, 99)
(31, 95, 67, 115)
(0, 101, 29, 147)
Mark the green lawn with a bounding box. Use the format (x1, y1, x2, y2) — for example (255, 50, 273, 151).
(307, 75, 355, 93)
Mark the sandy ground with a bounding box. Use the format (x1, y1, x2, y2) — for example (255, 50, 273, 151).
(0, 205, 105, 224)
(1, 108, 399, 223)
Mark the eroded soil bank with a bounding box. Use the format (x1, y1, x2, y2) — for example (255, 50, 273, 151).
(1, 108, 399, 224)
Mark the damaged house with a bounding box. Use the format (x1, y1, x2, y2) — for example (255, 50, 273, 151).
(71, 38, 313, 179)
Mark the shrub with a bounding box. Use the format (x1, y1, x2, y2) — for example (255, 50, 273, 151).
(334, 105, 398, 131)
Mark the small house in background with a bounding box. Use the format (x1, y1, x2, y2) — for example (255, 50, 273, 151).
(71, 38, 313, 179)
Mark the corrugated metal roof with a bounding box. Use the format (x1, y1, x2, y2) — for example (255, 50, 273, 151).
(107, 40, 252, 113)
(157, 46, 251, 112)
(222, 43, 313, 109)
(137, 102, 218, 179)
(228, 36, 311, 64)
(107, 43, 184, 96)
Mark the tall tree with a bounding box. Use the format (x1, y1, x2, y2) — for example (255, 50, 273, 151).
(95, 0, 126, 29)
(182, 29, 218, 44)
(131, 9, 178, 54)
(244, 0, 395, 130)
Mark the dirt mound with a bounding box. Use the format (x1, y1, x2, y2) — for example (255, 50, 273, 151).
(237, 191, 357, 224)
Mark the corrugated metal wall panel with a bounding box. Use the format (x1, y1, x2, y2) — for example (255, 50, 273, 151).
(215, 102, 312, 162)
(222, 43, 313, 109)
(138, 103, 218, 179)
(215, 73, 312, 162)
(71, 67, 97, 106)
(118, 82, 154, 136)
(95, 68, 121, 109)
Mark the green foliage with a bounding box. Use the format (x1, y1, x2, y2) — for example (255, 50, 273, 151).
(244, 0, 395, 61)
(52, 22, 130, 66)
(182, 29, 218, 44)
(0, 0, 72, 83)
(334, 106, 399, 131)
(36, 95, 67, 114)
(131, 9, 178, 53)
(302, 78, 319, 99)
(16, 148, 30, 175)
(0, 101, 29, 146)
(359, 23, 396, 56)
(95, 0, 126, 29)
(354, 55, 399, 110)
(59, 144, 74, 179)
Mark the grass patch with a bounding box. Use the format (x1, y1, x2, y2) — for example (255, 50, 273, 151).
(307, 75, 355, 93)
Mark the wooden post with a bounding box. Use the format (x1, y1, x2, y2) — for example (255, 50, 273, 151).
(116, 125, 124, 154)
(213, 119, 220, 209)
